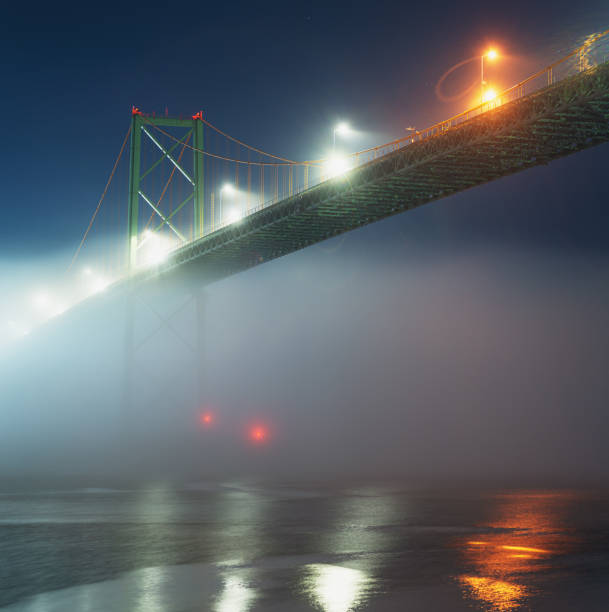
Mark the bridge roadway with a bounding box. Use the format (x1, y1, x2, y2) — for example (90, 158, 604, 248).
(127, 61, 609, 289)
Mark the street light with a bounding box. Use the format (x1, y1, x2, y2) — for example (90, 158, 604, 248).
(481, 48, 499, 105)
(333, 122, 351, 149)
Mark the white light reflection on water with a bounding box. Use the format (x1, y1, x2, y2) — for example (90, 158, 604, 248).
(0, 563, 222, 612)
(210, 486, 268, 611)
(326, 487, 400, 557)
(130, 487, 177, 612)
(300, 487, 400, 610)
(303, 563, 370, 612)
(213, 487, 267, 563)
(214, 569, 256, 612)
(134, 566, 164, 612)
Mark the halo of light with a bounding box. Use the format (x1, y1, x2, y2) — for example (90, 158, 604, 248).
(324, 154, 351, 178)
(200, 412, 214, 427)
(226, 208, 243, 224)
(248, 424, 269, 444)
(483, 88, 498, 103)
(334, 122, 351, 136)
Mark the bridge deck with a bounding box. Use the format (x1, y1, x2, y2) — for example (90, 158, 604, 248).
(131, 61, 609, 288)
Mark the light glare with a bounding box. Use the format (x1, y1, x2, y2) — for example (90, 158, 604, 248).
(137, 231, 175, 268)
(226, 208, 243, 224)
(91, 277, 109, 293)
(483, 88, 498, 103)
(324, 154, 351, 178)
(334, 122, 351, 136)
(32, 292, 50, 310)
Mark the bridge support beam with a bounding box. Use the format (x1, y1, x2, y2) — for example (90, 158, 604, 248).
(127, 114, 142, 270)
(195, 287, 206, 407)
(121, 284, 136, 436)
(193, 120, 204, 239)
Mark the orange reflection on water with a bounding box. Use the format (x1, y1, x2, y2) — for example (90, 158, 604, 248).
(460, 576, 526, 611)
(502, 545, 550, 554)
(457, 491, 576, 612)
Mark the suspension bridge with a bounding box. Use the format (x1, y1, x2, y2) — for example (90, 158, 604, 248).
(75, 31, 609, 294)
(7, 31, 609, 342)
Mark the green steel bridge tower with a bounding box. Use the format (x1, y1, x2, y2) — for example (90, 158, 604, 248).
(127, 110, 205, 270)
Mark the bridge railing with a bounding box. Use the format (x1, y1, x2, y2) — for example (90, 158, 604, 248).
(182, 29, 609, 241)
(350, 29, 609, 165)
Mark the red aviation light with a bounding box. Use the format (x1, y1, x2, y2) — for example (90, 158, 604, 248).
(248, 424, 269, 444)
(199, 411, 214, 427)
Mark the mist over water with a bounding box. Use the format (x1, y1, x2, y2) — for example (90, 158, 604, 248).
(2, 225, 608, 487)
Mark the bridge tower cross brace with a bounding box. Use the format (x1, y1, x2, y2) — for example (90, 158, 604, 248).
(127, 111, 205, 270)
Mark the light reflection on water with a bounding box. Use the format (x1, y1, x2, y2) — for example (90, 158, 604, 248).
(457, 491, 576, 611)
(302, 488, 403, 612)
(210, 487, 267, 611)
(325, 488, 400, 557)
(302, 488, 399, 610)
(214, 569, 256, 612)
(1, 487, 607, 611)
(213, 487, 267, 564)
(134, 566, 164, 612)
(303, 563, 370, 612)
(128, 486, 261, 612)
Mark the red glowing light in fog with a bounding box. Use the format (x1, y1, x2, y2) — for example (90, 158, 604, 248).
(249, 424, 269, 443)
(199, 412, 214, 427)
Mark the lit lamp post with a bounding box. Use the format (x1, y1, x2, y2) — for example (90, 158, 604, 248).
(324, 122, 354, 179)
(333, 122, 351, 149)
(481, 48, 499, 104)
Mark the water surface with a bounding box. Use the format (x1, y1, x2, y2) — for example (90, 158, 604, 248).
(1, 485, 608, 610)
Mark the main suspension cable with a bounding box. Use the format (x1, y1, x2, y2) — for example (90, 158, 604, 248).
(142, 116, 320, 167)
(201, 117, 296, 163)
(68, 125, 131, 270)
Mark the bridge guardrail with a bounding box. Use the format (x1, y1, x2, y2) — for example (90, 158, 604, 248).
(204, 29, 609, 237)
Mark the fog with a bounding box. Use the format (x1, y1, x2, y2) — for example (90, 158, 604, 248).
(2, 214, 608, 488)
